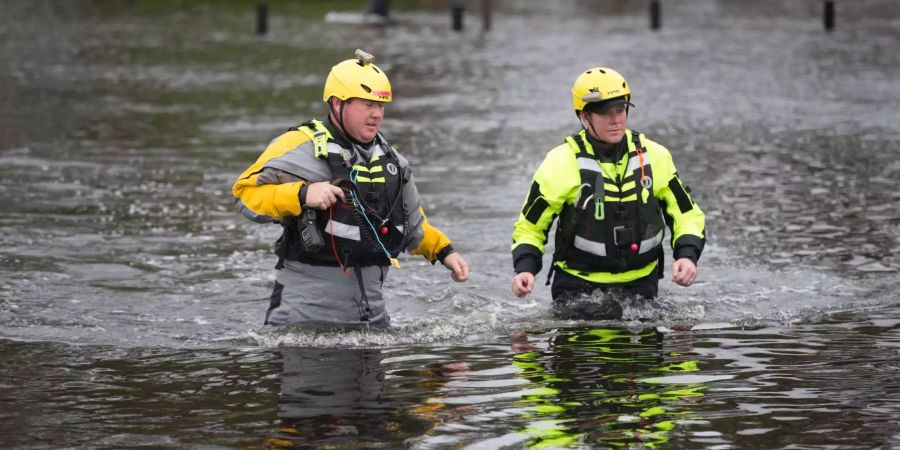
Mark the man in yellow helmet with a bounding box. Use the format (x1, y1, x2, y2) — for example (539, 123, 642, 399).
(233, 50, 469, 328)
(510, 67, 705, 319)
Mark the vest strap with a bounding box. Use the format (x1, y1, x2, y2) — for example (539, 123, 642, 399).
(571, 133, 606, 220)
(353, 265, 372, 322)
(631, 130, 642, 150)
(296, 119, 332, 159)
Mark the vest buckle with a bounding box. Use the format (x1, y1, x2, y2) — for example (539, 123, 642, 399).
(594, 197, 605, 220)
(613, 226, 635, 246)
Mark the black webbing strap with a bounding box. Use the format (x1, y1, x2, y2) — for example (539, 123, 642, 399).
(353, 266, 373, 322)
(571, 132, 589, 156)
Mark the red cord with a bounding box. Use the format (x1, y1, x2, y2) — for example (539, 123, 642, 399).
(329, 207, 349, 276)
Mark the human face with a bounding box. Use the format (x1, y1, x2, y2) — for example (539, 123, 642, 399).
(333, 97, 385, 143)
(581, 104, 628, 144)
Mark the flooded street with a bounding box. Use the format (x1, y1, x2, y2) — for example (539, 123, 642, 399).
(1, 0, 899, 448)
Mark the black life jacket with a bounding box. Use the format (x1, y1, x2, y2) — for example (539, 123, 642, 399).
(276, 120, 411, 268)
(553, 130, 666, 274)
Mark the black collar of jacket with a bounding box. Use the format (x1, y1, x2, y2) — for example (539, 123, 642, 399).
(583, 128, 627, 163)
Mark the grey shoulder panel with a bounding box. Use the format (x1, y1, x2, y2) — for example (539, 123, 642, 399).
(394, 150, 410, 167)
(265, 140, 333, 182)
(255, 167, 302, 185)
(401, 173, 426, 251)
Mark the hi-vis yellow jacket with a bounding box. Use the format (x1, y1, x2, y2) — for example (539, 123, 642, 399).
(512, 129, 705, 284)
(232, 119, 454, 265)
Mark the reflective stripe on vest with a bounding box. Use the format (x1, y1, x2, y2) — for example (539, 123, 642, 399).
(576, 155, 647, 202)
(326, 219, 361, 241)
(574, 230, 663, 257)
(352, 147, 388, 182)
(577, 154, 647, 175)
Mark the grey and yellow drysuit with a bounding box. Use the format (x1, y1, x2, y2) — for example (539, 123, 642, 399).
(233, 118, 455, 328)
(512, 128, 705, 317)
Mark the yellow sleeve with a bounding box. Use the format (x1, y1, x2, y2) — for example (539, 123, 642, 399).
(409, 207, 453, 263)
(511, 144, 580, 254)
(659, 174, 706, 242)
(231, 131, 308, 221)
(647, 139, 706, 247)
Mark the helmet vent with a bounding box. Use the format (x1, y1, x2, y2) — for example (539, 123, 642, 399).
(360, 84, 372, 93)
(372, 66, 381, 74)
(598, 69, 606, 74)
(586, 70, 592, 74)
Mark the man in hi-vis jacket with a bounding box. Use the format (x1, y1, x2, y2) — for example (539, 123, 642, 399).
(511, 67, 705, 320)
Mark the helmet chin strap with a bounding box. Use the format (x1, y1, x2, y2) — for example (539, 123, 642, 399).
(328, 98, 347, 135)
(581, 112, 602, 143)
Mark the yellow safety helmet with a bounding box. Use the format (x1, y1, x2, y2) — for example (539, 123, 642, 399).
(323, 49, 392, 103)
(571, 67, 634, 113)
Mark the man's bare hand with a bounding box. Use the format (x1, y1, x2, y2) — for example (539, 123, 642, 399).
(442, 252, 469, 282)
(511, 272, 535, 298)
(672, 258, 698, 287)
(304, 182, 346, 210)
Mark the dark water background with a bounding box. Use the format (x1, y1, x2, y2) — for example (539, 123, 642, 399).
(1, 0, 899, 448)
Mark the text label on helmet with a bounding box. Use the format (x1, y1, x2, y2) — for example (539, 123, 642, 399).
(372, 90, 392, 100)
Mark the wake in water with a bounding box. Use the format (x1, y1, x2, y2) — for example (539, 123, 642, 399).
(244, 245, 897, 349)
